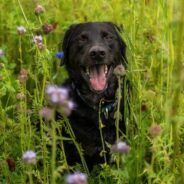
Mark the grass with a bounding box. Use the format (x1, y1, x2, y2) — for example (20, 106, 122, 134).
(0, 0, 184, 183)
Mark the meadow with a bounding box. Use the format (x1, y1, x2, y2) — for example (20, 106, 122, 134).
(0, 0, 184, 183)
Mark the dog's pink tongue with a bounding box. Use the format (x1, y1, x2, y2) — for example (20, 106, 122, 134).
(89, 65, 107, 91)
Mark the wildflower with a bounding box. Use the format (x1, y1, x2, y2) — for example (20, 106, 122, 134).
(42, 23, 57, 34)
(113, 64, 126, 77)
(33, 35, 45, 50)
(39, 107, 54, 121)
(61, 100, 75, 116)
(16, 92, 25, 100)
(18, 69, 28, 83)
(68, 101, 75, 110)
(46, 85, 74, 116)
(55, 52, 64, 58)
(17, 26, 26, 35)
(0, 49, 4, 57)
(22, 150, 36, 165)
(111, 141, 130, 154)
(34, 4, 45, 15)
(33, 35, 43, 44)
(149, 124, 161, 137)
(6, 158, 16, 172)
(46, 85, 69, 104)
(66, 172, 88, 184)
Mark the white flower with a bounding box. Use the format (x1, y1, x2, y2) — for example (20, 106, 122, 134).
(17, 26, 26, 35)
(33, 35, 43, 44)
(66, 172, 88, 184)
(39, 107, 54, 121)
(22, 150, 36, 164)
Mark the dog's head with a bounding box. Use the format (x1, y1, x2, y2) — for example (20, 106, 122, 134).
(62, 22, 127, 93)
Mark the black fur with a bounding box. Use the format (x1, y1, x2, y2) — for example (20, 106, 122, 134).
(59, 22, 127, 169)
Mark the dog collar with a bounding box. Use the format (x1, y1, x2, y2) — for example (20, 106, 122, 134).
(72, 82, 117, 114)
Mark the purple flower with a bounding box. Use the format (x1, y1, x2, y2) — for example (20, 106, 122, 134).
(46, 85, 69, 103)
(22, 150, 36, 164)
(39, 107, 54, 121)
(111, 141, 130, 154)
(46, 85, 74, 116)
(33, 35, 45, 50)
(42, 23, 57, 34)
(66, 172, 88, 184)
(149, 124, 161, 137)
(55, 52, 64, 58)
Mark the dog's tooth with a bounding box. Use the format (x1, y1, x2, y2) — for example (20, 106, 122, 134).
(86, 67, 89, 75)
(105, 65, 108, 70)
(105, 65, 108, 74)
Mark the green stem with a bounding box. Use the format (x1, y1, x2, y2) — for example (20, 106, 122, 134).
(63, 116, 89, 175)
(56, 124, 69, 170)
(28, 168, 33, 184)
(51, 120, 56, 184)
(98, 100, 107, 164)
(115, 76, 122, 141)
(17, 0, 29, 25)
(19, 36, 23, 67)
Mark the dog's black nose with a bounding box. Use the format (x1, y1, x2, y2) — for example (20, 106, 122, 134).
(89, 46, 106, 59)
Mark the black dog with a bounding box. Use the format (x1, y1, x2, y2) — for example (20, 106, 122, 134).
(59, 22, 128, 170)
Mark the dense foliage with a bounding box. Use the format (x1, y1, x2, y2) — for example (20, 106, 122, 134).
(0, 0, 184, 183)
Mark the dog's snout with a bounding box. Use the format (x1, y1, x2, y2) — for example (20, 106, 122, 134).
(89, 46, 106, 59)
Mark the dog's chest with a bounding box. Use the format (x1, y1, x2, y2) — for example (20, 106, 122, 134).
(68, 100, 117, 145)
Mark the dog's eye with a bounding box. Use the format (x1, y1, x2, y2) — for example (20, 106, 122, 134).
(78, 34, 88, 42)
(101, 31, 113, 41)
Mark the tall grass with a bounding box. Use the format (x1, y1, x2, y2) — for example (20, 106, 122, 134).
(0, 0, 184, 183)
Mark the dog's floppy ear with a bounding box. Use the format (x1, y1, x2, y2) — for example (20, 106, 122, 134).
(106, 22, 127, 67)
(61, 24, 77, 65)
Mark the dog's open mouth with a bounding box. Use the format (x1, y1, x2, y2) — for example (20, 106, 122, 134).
(82, 64, 112, 92)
